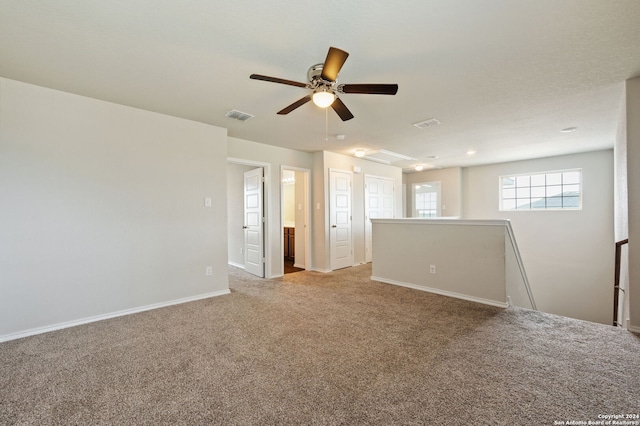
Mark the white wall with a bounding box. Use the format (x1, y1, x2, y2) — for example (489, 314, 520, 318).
(312, 151, 403, 271)
(462, 150, 614, 324)
(626, 76, 640, 332)
(312, 152, 328, 271)
(227, 163, 254, 267)
(403, 167, 462, 217)
(614, 85, 629, 327)
(0, 78, 229, 339)
(227, 137, 313, 277)
(283, 182, 295, 227)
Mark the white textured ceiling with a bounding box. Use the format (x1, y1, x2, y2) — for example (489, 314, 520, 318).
(1, 0, 639, 170)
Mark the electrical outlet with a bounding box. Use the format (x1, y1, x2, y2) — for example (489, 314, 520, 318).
(206, 266, 213, 276)
(430, 264, 436, 274)
(204, 197, 212, 207)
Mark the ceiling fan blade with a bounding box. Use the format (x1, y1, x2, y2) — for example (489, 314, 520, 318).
(331, 97, 354, 121)
(277, 95, 312, 115)
(340, 84, 399, 95)
(250, 74, 308, 88)
(321, 47, 349, 82)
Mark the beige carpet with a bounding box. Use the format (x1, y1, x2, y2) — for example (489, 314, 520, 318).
(1, 264, 639, 425)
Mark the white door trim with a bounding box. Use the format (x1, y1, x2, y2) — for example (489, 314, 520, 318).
(281, 166, 311, 274)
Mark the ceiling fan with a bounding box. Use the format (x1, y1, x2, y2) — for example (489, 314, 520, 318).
(250, 47, 398, 121)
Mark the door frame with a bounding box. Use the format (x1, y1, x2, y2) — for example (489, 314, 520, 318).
(280, 166, 311, 273)
(228, 157, 273, 278)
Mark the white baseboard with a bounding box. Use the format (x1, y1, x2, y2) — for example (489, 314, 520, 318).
(311, 268, 332, 273)
(0, 289, 230, 343)
(370, 276, 509, 309)
(228, 261, 245, 269)
(293, 263, 305, 269)
(629, 324, 640, 334)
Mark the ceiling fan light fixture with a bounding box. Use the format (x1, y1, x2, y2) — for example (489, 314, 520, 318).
(312, 89, 336, 108)
(250, 47, 397, 121)
(354, 149, 366, 158)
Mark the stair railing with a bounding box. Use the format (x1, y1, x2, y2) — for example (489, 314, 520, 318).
(613, 238, 629, 326)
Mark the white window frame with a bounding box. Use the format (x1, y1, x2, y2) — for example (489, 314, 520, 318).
(499, 169, 582, 211)
(412, 181, 441, 218)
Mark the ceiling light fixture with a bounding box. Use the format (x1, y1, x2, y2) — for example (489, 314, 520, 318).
(466, 150, 477, 155)
(561, 127, 578, 133)
(415, 165, 424, 171)
(312, 89, 336, 108)
(355, 149, 366, 158)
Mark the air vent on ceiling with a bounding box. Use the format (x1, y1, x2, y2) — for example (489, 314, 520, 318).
(225, 109, 254, 122)
(413, 118, 441, 129)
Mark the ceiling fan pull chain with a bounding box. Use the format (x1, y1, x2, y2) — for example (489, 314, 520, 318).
(325, 108, 329, 141)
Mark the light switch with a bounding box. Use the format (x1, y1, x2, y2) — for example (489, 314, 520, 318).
(204, 197, 212, 207)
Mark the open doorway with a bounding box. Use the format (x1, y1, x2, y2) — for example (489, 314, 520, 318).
(227, 158, 271, 277)
(281, 166, 310, 274)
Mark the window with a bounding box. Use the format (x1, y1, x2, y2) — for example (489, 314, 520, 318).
(499, 169, 581, 211)
(413, 181, 440, 217)
(416, 191, 437, 217)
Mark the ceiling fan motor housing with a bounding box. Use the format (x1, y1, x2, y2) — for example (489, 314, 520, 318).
(307, 63, 331, 89)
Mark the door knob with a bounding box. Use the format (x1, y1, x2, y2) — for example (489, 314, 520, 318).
(332, 225, 337, 228)
(243, 226, 248, 229)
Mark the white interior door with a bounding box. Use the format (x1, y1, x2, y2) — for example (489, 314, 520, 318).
(244, 167, 264, 277)
(329, 169, 353, 270)
(365, 176, 395, 262)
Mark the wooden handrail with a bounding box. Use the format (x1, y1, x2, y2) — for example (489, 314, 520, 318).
(613, 238, 629, 326)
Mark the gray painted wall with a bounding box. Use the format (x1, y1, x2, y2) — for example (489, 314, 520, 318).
(626, 76, 640, 332)
(614, 84, 629, 327)
(372, 219, 508, 307)
(0, 78, 229, 339)
(403, 167, 462, 217)
(462, 150, 614, 324)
